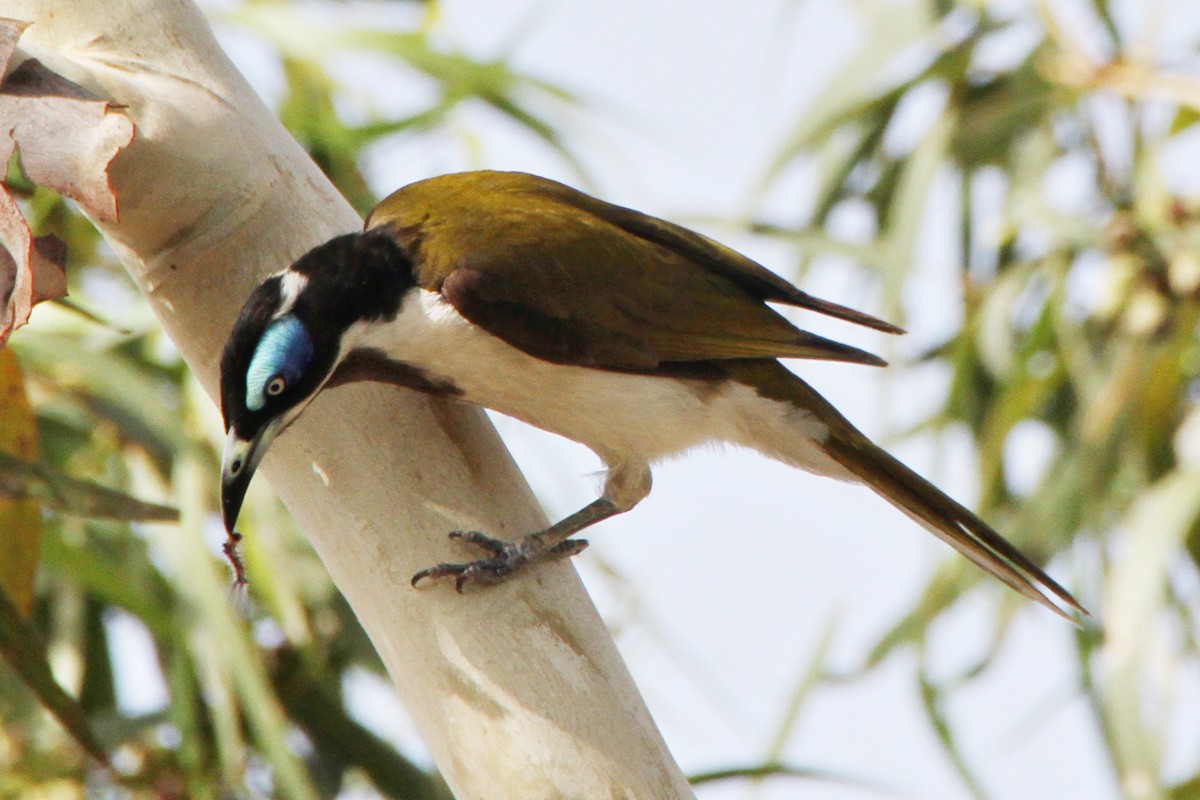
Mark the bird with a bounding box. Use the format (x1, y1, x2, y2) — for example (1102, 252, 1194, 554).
(219, 170, 1086, 622)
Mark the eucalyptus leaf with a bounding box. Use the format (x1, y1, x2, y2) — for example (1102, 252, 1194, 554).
(1169, 774, 1200, 800)
(1102, 466, 1200, 787)
(272, 649, 450, 800)
(231, 2, 581, 165)
(764, 609, 840, 761)
(0, 584, 109, 763)
(687, 761, 890, 793)
(863, 560, 968, 669)
(0, 451, 178, 522)
(917, 666, 989, 800)
(764, 3, 934, 181)
(14, 332, 190, 475)
(1169, 106, 1200, 136)
(38, 520, 176, 637)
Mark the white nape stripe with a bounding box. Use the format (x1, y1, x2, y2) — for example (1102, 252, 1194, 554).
(273, 270, 310, 319)
(417, 287, 464, 326)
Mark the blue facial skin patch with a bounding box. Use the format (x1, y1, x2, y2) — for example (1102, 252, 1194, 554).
(246, 315, 314, 411)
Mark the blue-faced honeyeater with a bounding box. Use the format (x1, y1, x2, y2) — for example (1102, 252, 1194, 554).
(218, 171, 1085, 621)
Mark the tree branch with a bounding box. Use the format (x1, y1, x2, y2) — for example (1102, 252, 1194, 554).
(6, 3, 691, 797)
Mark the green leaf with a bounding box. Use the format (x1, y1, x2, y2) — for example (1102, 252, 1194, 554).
(148, 455, 321, 800)
(39, 520, 177, 637)
(0, 450, 178, 522)
(231, 3, 583, 177)
(765, 609, 840, 760)
(1169, 106, 1200, 136)
(688, 761, 891, 793)
(863, 560, 968, 669)
(272, 650, 450, 800)
(1169, 773, 1200, 800)
(763, 3, 934, 182)
(873, 105, 954, 310)
(1087, 0, 1122, 48)
(0, 583, 109, 764)
(1101, 466, 1200, 789)
(918, 666, 990, 800)
(948, 52, 1066, 169)
(14, 331, 190, 476)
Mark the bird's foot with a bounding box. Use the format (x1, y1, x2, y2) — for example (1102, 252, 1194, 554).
(411, 530, 589, 592)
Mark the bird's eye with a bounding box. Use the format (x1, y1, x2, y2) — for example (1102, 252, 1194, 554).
(266, 376, 287, 396)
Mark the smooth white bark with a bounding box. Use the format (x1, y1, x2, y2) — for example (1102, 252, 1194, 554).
(9, 3, 692, 797)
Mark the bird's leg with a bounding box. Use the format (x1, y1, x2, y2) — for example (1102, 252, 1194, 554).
(411, 460, 652, 592)
(410, 498, 619, 592)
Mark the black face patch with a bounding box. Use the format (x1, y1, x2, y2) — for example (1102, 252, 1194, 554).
(220, 231, 418, 439)
(289, 230, 415, 329)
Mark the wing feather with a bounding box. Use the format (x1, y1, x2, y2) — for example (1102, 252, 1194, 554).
(367, 171, 897, 371)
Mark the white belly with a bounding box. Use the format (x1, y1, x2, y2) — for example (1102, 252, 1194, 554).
(352, 291, 844, 478)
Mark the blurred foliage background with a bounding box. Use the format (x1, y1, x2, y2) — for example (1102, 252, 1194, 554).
(1, 0, 1199, 798)
(752, 2, 1200, 797)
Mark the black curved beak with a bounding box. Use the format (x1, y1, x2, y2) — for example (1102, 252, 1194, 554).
(220, 419, 281, 535)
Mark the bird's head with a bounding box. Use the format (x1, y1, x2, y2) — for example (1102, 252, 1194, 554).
(218, 230, 410, 536)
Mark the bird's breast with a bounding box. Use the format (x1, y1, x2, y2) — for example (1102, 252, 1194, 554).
(349, 290, 841, 476)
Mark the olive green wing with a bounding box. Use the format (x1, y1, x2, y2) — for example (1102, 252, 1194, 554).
(521, 174, 904, 335)
(367, 171, 894, 371)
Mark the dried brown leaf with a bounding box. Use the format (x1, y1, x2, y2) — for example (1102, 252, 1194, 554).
(0, 189, 66, 344)
(0, 349, 39, 616)
(2, 58, 135, 221)
(0, 17, 135, 343)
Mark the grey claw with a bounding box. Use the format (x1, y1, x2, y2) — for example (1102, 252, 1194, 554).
(449, 530, 508, 555)
(411, 531, 589, 591)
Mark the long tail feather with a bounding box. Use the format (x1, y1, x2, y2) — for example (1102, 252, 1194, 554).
(734, 361, 1087, 622)
(822, 434, 1086, 622)
(785, 331, 888, 368)
(786, 291, 906, 335)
